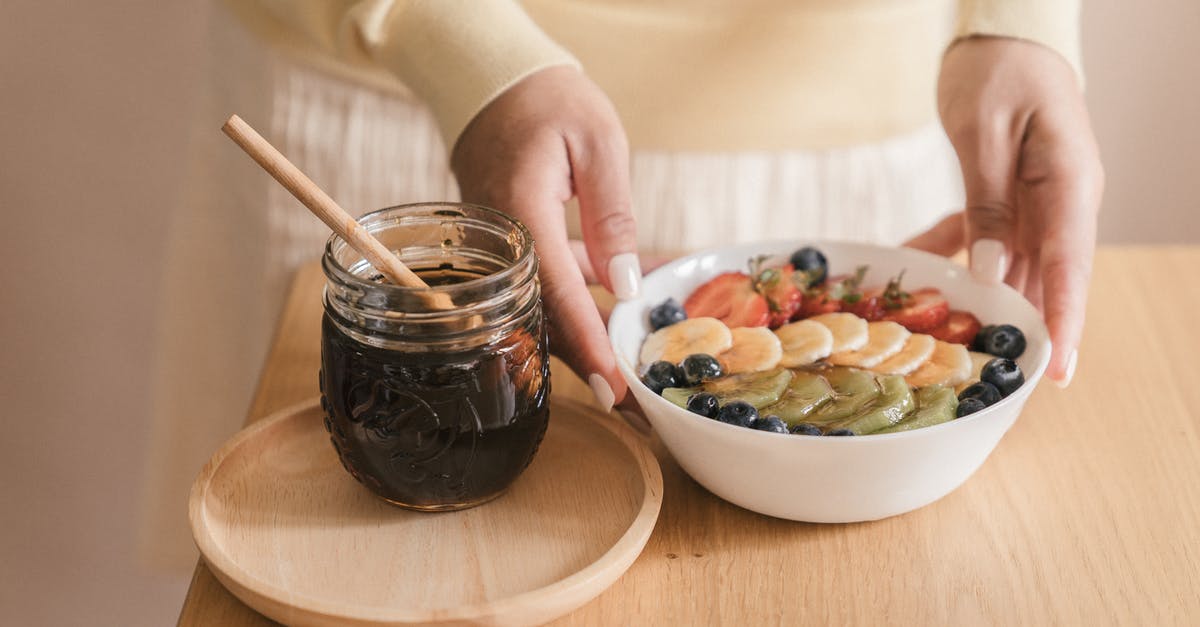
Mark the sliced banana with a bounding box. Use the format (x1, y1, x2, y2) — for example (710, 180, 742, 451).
(905, 340, 973, 388)
(955, 351, 997, 394)
(639, 316, 733, 367)
(774, 319, 834, 367)
(873, 333, 937, 376)
(719, 327, 783, 374)
(809, 312, 869, 354)
(828, 321, 911, 369)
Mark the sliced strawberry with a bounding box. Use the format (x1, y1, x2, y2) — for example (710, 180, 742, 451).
(756, 264, 804, 328)
(684, 272, 770, 328)
(798, 287, 842, 318)
(845, 287, 886, 321)
(882, 287, 950, 333)
(928, 310, 983, 346)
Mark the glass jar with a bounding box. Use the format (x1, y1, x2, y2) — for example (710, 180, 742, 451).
(319, 203, 550, 511)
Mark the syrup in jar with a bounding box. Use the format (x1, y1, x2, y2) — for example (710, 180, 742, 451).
(319, 203, 549, 510)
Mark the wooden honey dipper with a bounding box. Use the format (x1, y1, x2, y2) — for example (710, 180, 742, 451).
(221, 114, 455, 310)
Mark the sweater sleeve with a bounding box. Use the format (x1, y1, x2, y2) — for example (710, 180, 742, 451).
(233, 0, 579, 150)
(956, 0, 1083, 82)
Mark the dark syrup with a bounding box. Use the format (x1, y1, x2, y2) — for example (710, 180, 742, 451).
(319, 267, 550, 509)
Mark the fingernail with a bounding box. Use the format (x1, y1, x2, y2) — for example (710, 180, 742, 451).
(588, 373, 615, 412)
(1053, 350, 1078, 389)
(619, 409, 652, 435)
(970, 239, 1007, 285)
(607, 253, 642, 301)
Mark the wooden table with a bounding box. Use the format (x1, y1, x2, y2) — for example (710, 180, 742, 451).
(179, 247, 1200, 626)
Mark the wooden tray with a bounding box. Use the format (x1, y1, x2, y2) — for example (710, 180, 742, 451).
(189, 398, 662, 626)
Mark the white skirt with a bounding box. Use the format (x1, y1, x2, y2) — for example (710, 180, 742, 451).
(141, 5, 964, 570)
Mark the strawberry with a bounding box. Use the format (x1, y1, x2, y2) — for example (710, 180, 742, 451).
(798, 287, 842, 318)
(928, 310, 983, 346)
(882, 287, 950, 333)
(752, 264, 804, 328)
(845, 287, 886, 321)
(684, 272, 770, 328)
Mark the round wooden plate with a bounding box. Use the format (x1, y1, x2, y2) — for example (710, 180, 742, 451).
(189, 397, 663, 626)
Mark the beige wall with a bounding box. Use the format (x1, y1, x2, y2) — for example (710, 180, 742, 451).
(0, 1, 1196, 625)
(1084, 0, 1200, 243)
(0, 1, 207, 624)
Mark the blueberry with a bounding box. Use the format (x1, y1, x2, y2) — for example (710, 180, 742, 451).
(716, 401, 758, 428)
(956, 397, 987, 417)
(642, 361, 683, 395)
(789, 423, 824, 436)
(686, 392, 720, 418)
(826, 429, 855, 437)
(977, 324, 1027, 359)
(789, 246, 828, 287)
(680, 354, 724, 387)
(958, 381, 1002, 407)
(971, 325, 997, 352)
(752, 415, 789, 434)
(981, 358, 1024, 397)
(648, 298, 687, 331)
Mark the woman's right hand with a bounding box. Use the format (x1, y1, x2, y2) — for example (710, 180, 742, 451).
(451, 65, 640, 412)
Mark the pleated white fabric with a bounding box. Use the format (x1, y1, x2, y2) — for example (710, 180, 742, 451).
(141, 5, 964, 571)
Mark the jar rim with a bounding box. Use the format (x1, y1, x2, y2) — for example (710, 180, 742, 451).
(322, 202, 536, 301)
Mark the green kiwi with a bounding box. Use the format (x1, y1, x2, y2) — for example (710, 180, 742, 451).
(808, 367, 881, 425)
(760, 370, 834, 426)
(831, 374, 915, 435)
(874, 385, 958, 434)
(702, 367, 794, 408)
(662, 386, 696, 409)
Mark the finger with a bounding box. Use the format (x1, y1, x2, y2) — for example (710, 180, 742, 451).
(1005, 253, 1030, 296)
(948, 112, 1024, 284)
(464, 161, 628, 411)
(1022, 250, 1044, 312)
(568, 240, 599, 284)
(568, 240, 676, 285)
(904, 212, 966, 257)
(568, 128, 642, 301)
(1019, 115, 1102, 386)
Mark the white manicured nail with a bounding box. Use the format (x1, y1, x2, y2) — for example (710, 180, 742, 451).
(619, 409, 652, 435)
(1053, 350, 1078, 389)
(608, 253, 642, 301)
(970, 239, 1007, 285)
(588, 373, 615, 412)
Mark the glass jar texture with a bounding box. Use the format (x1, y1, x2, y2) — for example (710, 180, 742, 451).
(319, 203, 550, 511)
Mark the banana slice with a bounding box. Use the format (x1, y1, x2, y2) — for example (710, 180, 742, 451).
(905, 340, 972, 388)
(828, 321, 911, 369)
(955, 351, 997, 394)
(775, 319, 834, 367)
(873, 333, 937, 376)
(809, 312, 869, 354)
(719, 327, 783, 374)
(640, 316, 733, 367)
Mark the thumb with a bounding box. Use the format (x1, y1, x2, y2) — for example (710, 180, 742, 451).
(951, 120, 1020, 285)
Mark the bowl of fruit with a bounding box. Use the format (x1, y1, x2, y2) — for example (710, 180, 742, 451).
(609, 241, 1050, 523)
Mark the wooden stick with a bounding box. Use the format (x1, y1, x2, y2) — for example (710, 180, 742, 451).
(221, 114, 454, 310)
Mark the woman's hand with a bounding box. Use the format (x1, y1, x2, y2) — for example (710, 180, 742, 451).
(451, 65, 640, 410)
(930, 36, 1104, 387)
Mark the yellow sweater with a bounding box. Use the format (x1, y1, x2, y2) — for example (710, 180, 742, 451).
(224, 0, 1081, 151)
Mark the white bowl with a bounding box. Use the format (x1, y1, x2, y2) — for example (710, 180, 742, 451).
(609, 240, 1050, 523)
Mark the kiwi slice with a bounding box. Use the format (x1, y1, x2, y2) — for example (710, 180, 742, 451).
(875, 385, 958, 434)
(662, 386, 696, 409)
(808, 367, 880, 425)
(830, 374, 915, 435)
(701, 367, 794, 409)
(760, 370, 834, 426)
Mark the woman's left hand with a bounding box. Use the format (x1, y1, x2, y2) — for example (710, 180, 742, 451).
(913, 36, 1104, 387)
